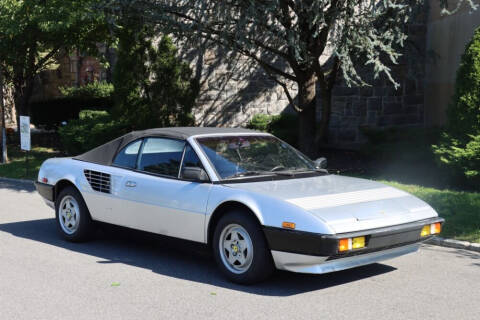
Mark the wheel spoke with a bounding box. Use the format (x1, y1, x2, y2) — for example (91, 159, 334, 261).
(227, 252, 237, 264)
(223, 239, 232, 251)
(236, 252, 246, 265)
(230, 231, 238, 241)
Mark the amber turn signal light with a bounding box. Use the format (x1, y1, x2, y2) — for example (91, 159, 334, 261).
(338, 238, 350, 252)
(430, 222, 441, 235)
(282, 222, 296, 229)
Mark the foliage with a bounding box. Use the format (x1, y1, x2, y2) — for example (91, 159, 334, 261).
(0, 0, 110, 127)
(30, 96, 113, 129)
(383, 181, 480, 243)
(112, 16, 198, 130)
(58, 110, 127, 155)
(107, 0, 478, 155)
(247, 113, 299, 147)
(433, 27, 480, 184)
(59, 81, 114, 99)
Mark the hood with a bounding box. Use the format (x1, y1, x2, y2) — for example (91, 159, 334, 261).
(226, 175, 437, 233)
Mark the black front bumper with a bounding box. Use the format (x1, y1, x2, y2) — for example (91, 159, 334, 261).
(34, 181, 54, 202)
(264, 217, 445, 258)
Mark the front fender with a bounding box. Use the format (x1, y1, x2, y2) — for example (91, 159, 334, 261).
(205, 184, 335, 240)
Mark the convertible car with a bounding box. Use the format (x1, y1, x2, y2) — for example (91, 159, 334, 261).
(35, 127, 444, 284)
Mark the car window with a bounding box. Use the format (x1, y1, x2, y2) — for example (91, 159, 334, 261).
(180, 144, 203, 178)
(113, 140, 142, 169)
(138, 138, 185, 177)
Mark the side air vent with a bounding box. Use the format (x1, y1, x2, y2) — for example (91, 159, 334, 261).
(84, 170, 111, 194)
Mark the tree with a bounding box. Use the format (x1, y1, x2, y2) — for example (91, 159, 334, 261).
(108, 0, 477, 156)
(0, 0, 110, 134)
(433, 27, 480, 183)
(112, 14, 199, 130)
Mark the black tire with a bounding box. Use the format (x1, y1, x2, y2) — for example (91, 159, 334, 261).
(213, 210, 274, 284)
(55, 186, 94, 242)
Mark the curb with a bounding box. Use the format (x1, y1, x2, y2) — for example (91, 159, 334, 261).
(0, 176, 35, 185)
(426, 236, 480, 253)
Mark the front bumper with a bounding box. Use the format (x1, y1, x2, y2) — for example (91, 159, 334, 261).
(34, 181, 54, 202)
(264, 217, 444, 273)
(271, 243, 420, 274)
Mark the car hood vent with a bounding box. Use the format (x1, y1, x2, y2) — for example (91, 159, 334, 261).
(84, 170, 111, 194)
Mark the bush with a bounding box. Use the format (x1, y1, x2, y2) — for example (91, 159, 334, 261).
(30, 81, 114, 129)
(433, 27, 480, 185)
(58, 110, 127, 155)
(59, 81, 114, 99)
(30, 97, 113, 129)
(247, 113, 298, 147)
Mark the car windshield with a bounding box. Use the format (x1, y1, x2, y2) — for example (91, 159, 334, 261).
(196, 135, 316, 180)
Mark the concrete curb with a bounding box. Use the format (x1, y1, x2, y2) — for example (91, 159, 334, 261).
(426, 236, 480, 253)
(0, 176, 34, 185)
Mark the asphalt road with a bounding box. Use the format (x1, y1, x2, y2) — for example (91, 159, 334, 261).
(0, 178, 479, 320)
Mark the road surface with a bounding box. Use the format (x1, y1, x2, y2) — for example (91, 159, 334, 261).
(0, 178, 479, 320)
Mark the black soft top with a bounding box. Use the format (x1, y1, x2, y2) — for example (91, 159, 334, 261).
(73, 127, 260, 165)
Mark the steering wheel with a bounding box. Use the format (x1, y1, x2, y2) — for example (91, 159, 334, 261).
(270, 165, 285, 172)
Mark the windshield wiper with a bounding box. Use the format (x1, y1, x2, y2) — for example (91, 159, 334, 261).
(225, 171, 276, 179)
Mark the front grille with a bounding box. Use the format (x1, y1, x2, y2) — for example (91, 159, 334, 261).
(84, 170, 111, 194)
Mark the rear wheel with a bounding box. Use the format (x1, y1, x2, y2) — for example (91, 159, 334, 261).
(213, 210, 274, 284)
(55, 186, 94, 242)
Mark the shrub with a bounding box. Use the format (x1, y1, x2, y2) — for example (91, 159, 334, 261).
(247, 113, 298, 147)
(58, 110, 127, 155)
(113, 20, 198, 130)
(59, 81, 114, 99)
(30, 97, 113, 129)
(433, 27, 480, 185)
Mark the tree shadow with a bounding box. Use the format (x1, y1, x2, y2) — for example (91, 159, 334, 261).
(0, 178, 35, 193)
(0, 218, 397, 296)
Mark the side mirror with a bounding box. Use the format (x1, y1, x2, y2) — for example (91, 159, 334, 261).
(314, 157, 327, 169)
(182, 167, 209, 182)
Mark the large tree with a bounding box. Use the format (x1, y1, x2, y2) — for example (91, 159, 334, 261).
(0, 0, 109, 133)
(109, 0, 477, 156)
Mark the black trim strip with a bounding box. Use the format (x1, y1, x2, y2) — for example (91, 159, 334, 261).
(34, 182, 55, 202)
(264, 217, 445, 257)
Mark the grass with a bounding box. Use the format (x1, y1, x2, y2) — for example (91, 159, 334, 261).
(0, 145, 60, 180)
(381, 181, 480, 243)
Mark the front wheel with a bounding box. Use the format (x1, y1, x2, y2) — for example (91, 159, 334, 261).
(55, 186, 94, 242)
(213, 210, 274, 284)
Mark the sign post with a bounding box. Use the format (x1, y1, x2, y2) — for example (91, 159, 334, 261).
(20, 116, 31, 177)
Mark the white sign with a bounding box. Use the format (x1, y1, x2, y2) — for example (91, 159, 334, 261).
(20, 116, 31, 151)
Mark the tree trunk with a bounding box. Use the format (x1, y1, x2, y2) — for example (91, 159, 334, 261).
(0, 71, 7, 163)
(14, 78, 34, 134)
(297, 73, 318, 158)
(315, 86, 332, 146)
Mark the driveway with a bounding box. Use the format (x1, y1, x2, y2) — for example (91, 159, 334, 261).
(0, 178, 479, 320)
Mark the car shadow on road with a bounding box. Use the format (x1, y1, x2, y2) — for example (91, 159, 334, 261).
(0, 218, 398, 297)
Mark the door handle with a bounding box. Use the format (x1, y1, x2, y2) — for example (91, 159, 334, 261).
(125, 181, 137, 187)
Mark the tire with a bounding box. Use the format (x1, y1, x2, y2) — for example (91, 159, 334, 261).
(55, 186, 94, 242)
(213, 210, 274, 284)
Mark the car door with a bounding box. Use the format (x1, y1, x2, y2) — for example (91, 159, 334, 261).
(115, 137, 212, 242)
(82, 139, 144, 224)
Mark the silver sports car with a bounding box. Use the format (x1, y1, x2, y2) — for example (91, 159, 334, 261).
(35, 127, 444, 284)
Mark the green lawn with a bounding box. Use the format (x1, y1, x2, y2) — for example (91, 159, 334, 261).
(0, 145, 60, 180)
(381, 181, 480, 243)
